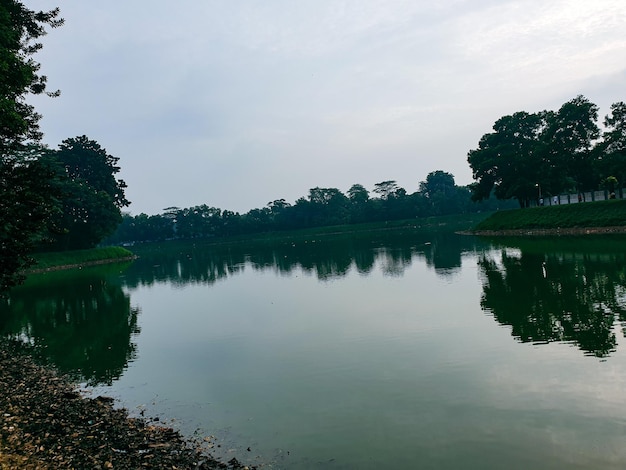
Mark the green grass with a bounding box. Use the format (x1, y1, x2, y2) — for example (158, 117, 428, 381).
(474, 199, 626, 231)
(29, 246, 135, 271)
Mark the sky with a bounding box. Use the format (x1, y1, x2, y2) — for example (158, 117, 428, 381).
(25, 0, 626, 216)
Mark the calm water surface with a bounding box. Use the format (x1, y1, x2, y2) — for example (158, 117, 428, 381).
(3, 231, 626, 469)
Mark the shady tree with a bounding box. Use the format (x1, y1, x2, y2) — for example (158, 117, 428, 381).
(0, 2, 63, 291)
(467, 111, 549, 207)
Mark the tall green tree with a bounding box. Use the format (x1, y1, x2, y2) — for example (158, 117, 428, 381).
(419, 170, 456, 198)
(0, 2, 62, 290)
(56, 136, 129, 208)
(0, 150, 60, 289)
(347, 184, 370, 223)
(468, 111, 548, 207)
(543, 95, 600, 196)
(0, 3, 62, 150)
(373, 180, 399, 200)
(419, 171, 463, 216)
(307, 187, 349, 226)
(46, 136, 129, 250)
(597, 101, 626, 196)
(347, 184, 369, 204)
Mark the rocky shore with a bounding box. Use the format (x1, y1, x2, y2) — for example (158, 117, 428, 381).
(0, 341, 253, 469)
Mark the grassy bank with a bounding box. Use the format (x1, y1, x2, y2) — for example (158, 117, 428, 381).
(473, 199, 626, 232)
(28, 246, 136, 272)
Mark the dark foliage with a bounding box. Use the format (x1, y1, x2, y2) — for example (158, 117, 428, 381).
(0, 151, 60, 290)
(0, 2, 62, 291)
(468, 95, 625, 207)
(105, 172, 514, 245)
(43, 136, 130, 250)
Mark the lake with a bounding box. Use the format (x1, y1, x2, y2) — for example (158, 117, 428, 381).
(2, 229, 626, 469)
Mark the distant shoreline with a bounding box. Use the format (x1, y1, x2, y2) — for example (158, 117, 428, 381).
(24, 255, 137, 274)
(463, 225, 626, 237)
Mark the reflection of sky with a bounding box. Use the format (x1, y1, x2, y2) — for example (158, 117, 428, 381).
(95, 247, 626, 468)
(485, 340, 626, 417)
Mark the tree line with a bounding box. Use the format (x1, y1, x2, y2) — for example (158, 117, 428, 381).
(468, 95, 626, 207)
(8, 1, 624, 294)
(105, 173, 512, 245)
(0, 1, 511, 291)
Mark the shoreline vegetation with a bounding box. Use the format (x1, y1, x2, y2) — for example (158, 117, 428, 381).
(26, 213, 489, 273)
(22, 202, 626, 275)
(26, 247, 137, 274)
(25, 202, 626, 275)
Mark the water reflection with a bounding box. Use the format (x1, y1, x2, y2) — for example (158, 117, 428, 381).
(0, 231, 481, 386)
(477, 236, 626, 357)
(0, 263, 140, 385)
(3, 231, 626, 391)
(122, 231, 478, 288)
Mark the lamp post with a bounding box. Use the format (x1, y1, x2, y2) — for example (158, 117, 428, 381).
(536, 183, 542, 205)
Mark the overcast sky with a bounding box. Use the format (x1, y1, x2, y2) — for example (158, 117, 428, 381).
(25, 0, 626, 215)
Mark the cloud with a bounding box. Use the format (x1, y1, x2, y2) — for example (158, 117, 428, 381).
(23, 0, 626, 214)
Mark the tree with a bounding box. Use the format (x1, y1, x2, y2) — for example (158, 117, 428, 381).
(104, 213, 174, 244)
(0, 2, 62, 151)
(55, 136, 129, 208)
(46, 136, 129, 250)
(420, 171, 464, 216)
(544, 95, 600, 196)
(468, 111, 548, 207)
(175, 205, 222, 239)
(598, 102, 626, 197)
(0, 2, 63, 290)
(347, 184, 370, 223)
(419, 171, 455, 199)
(0, 150, 60, 290)
(307, 187, 349, 226)
(347, 184, 369, 203)
(267, 199, 290, 213)
(266, 199, 291, 230)
(373, 180, 399, 200)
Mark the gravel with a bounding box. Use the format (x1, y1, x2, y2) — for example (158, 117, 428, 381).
(0, 340, 254, 469)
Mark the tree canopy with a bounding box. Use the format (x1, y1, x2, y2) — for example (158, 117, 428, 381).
(44, 136, 130, 250)
(467, 95, 620, 207)
(598, 101, 626, 194)
(0, 2, 63, 290)
(105, 172, 515, 246)
(0, 2, 62, 152)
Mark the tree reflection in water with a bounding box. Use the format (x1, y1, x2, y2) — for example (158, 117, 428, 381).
(0, 231, 482, 385)
(11, 231, 623, 388)
(121, 231, 479, 288)
(477, 236, 626, 357)
(0, 263, 140, 385)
